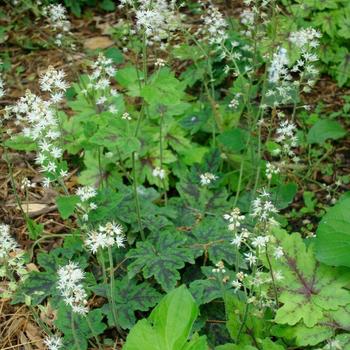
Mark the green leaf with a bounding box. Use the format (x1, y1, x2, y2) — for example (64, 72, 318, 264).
(307, 119, 346, 145)
(55, 305, 106, 350)
(94, 277, 161, 329)
(225, 293, 267, 343)
(99, 0, 115, 11)
(141, 68, 186, 106)
(217, 128, 248, 153)
(187, 217, 242, 265)
(4, 135, 37, 151)
(127, 230, 195, 292)
(26, 219, 43, 240)
(12, 271, 56, 305)
(56, 195, 80, 219)
(124, 286, 206, 350)
(105, 47, 124, 64)
(270, 183, 297, 210)
(190, 266, 236, 305)
(315, 195, 350, 267)
(263, 229, 350, 329)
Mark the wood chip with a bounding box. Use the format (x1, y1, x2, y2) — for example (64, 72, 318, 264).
(84, 36, 114, 50)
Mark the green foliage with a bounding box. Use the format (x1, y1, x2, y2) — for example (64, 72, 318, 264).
(55, 306, 106, 350)
(307, 119, 347, 145)
(127, 230, 195, 292)
(263, 228, 350, 346)
(56, 195, 80, 219)
(124, 285, 208, 350)
(93, 277, 161, 329)
(315, 195, 350, 267)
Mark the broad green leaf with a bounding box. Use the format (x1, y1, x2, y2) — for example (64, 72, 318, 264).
(127, 230, 194, 291)
(270, 182, 297, 210)
(12, 271, 56, 305)
(141, 68, 186, 106)
(105, 47, 124, 64)
(4, 135, 37, 151)
(217, 128, 248, 153)
(263, 229, 350, 328)
(124, 286, 207, 350)
(307, 119, 346, 145)
(56, 195, 80, 219)
(315, 196, 350, 267)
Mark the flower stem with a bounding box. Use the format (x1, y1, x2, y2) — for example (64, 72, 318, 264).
(107, 247, 120, 331)
(86, 314, 103, 350)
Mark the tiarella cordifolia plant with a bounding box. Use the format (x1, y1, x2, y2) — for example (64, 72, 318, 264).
(4, 1, 350, 350)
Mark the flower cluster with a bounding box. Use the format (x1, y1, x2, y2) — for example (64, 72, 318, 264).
(268, 47, 289, 84)
(265, 162, 280, 180)
(251, 190, 278, 224)
(200, 4, 228, 47)
(200, 172, 218, 186)
(39, 67, 68, 103)
(134, 0, 182, 47)
(152, 167, 166, 180)
(6, 67, 69, 187)
(57, 262, 89, 315)
(274, 120, 299, 162)
(42, 4, 71, 47)
(0, 67, 5, 99)
(289, 28, 321, 93)
(81, 54, 119, 114)
(0, 224, 28, 297)
(75, 186, 98, 222)
(85, 222, 125, 254)
(223, 208, 245, 231)
(44, 335, 63, 350)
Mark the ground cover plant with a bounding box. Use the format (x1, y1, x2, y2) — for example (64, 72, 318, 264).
(0, 0, 350, 349)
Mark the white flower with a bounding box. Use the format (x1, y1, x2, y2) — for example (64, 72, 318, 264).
(155, 58, 166, 67)
(0, 224, 18, 260)
(43, 4, 71, 34)
(274, 246, 284, 259)
(223, 208, 245, 231)
(122, 112, 132, 120)
(269, 47, 289, 84)
(265, 162, 280, 180)
(96, 96, 107, 105)
(42, 177, 51, 188)
(200, 172, 218, 186)
(231, 234, 243, 248)
(76, 186, 97, 202)
(232, 279, 242, 292)
(44, 335, 63, 350)
(57, 262, 89, 315)
(212, 260, 226, 273)
(39, 67, 68, 94)
(152, 167, 166, 179)
(244, 252, 257, 267)
(289, 28, 321, 49)
(251, 191, 278, 223)
(21, 177, 36, 190)
(85, 222, 125, 254)
(201, 5, 228, 46)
